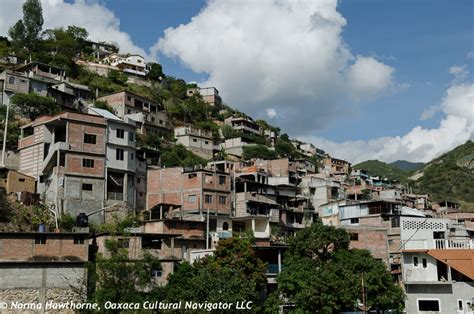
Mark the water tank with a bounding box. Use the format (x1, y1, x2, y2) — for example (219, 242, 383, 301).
(76, 213, 88, 227)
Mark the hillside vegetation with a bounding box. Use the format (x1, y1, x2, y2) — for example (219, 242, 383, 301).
(411, 140, 474, 210)
(353, 160, 414, 182)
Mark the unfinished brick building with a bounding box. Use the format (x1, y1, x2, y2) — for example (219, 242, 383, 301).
(18, 112, 107, 220)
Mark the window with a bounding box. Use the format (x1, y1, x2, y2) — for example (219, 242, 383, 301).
(413, 256, 419, 267)
(422, 257, 427, 269)
(219, 176, 226, 185)
(74, 236, 85, 244)
(189, 223, 197, 230)
(35, 235, 46, 244)
(84, 133, 97, 144)
(188, 173, 197, 179)
(205, 195, 213, 203)
(131, 153, 134, 160)
(82, 183, 93, 191)
(188, 195, 197, 203)
(151, 269, 162, 278)
(223, 222, 229, 231)
(205, 141, 209, 144)
(458, 300, 463, 310)
(219, 196, 226, 205)
(193, 139, 198, 143)
(137, 178, 141, 184)
(117, 239, 129, 248)
(349, 233, 359, 241)
(116, 148, 124, 160)
(350, 218, 359, 224)
(418, 300, 440, 312)
(142, 236, 162, 249)
(83, 159, 94, 168)
(116, 129, 124, 138)
(8, 76, 15, 84)
(19, 178, 25, 182)
(129, 132, 135, 141)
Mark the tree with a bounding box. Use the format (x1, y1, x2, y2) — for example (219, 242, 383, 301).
(146, 62, 164, 81)
(11, 93, 60, 120)
(275, 138, 299, 159)
(160, 144, 207, 168)
(243, 144, 278, 160)
(9, 0, 44, 55)
(90, 239, 162, 309)
(221, 124, 238, 140)
(93, 100, 114, 114)
(277, 221, 404, 312)
(164, 237, 267, 312)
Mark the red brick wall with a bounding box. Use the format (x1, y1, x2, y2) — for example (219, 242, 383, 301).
(66, 154, 105, 177)
(68, 122, 105, 154)
(0, 234, 88, 261)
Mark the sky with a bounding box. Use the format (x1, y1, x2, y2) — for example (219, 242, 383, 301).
(0, 0, 472, 164)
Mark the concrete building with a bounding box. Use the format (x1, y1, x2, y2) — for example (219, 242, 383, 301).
(18, 112, 107, 221)
(98, 90, 171, 135)
(224, 116, 262, 136)
(174, 125, 215, 159)
(186, 86, 222, 107)
(88, 107, 147, 211)
(220, 137, 254, 158)
(0, 232, 89, 307)
(400, 217, 474, 314)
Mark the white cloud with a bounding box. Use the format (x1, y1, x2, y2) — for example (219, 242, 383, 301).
(155, 0, 395, 135)
(266, 108, 277, 119)
(420, 104, 440, 121)
(0, 0, 150, 59)
(304, 81, 474, 163)
(449, 65, 469, 84)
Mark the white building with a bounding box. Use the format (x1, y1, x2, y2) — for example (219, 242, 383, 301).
(89, 107, 147, 210)
(400, 217, 474, 314)
(106, 53, 149, 76)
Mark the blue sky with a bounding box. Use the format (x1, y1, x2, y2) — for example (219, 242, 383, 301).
(1, 0, 472, 163)
(98, 0, 472, 142)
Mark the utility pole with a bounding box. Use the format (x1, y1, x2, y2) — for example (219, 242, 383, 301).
(206, 207, 210, 249)
(1, 98, 10, 167)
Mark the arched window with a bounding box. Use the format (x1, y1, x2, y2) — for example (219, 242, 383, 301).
(223, 222, 229, 231)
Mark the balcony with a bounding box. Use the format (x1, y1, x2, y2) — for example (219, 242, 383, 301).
(402, 238, 474, 250)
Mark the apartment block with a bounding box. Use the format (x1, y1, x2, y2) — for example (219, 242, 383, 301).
(104, 53, 149, 76)
(89, 107, 147, 211)
(147, 167, 231, 217)
(18, 112, 107, 220)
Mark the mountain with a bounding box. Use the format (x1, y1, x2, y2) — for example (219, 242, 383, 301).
(411, 140, 474, 210)
(352, 160, 412, 182)
(390, 160, 425, 171)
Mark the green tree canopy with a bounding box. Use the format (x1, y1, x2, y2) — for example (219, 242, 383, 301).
(11, 93, 60, 120)
(90, 239, 162, 309)
(164, 237, 267, 312)
(9, 0, 44, 56)
(147, 62, 164, 81)
(277, 221, 404, 312)
(243, 144, 278, 160)
(160, 144, 207, 168)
